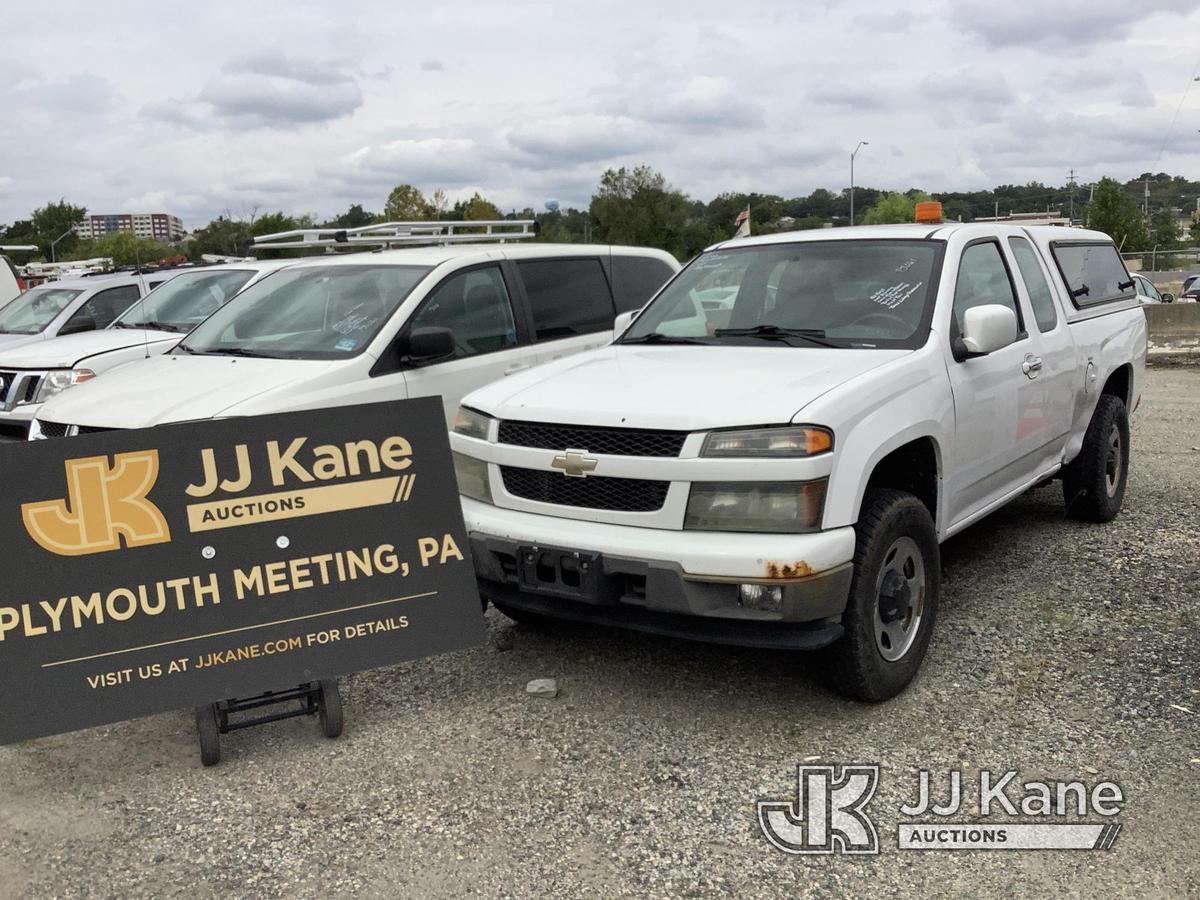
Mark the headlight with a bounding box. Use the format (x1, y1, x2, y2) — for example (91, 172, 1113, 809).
(35, 368, 96, 403)
(452, 451, 493, 503)
(684, 479, 827, 533)
(701, 425, 832, 457)
(453, 406, 492, 440)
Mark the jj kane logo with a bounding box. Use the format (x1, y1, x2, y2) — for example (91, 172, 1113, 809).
(22, 451, 170, 556)
(757, 765, 880, 855)
(757, 764, 1124, 854)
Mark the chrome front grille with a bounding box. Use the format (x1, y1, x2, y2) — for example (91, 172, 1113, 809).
(0, 370, 46, 411)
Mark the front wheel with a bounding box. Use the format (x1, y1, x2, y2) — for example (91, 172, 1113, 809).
(823, 489, 940, 702)
(1062, 394, 1129, 523)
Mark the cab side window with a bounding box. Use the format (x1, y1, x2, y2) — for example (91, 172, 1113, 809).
(409, 266, 517, 357)
(65, 285, 141, 331)
(609, 255, 676, 312)
(517, 258, 614, 340)
(1008, 237, 1058, 332)
(953, 242, 1022, 334)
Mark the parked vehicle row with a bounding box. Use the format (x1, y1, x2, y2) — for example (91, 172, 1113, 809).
(30, 230, 679, 434)
(13, 216, 1148, 702)
(0, 264, 288, 439)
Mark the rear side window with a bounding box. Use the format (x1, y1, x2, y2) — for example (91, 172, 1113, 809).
(609, 255, 676, 312)
(952, 241, 1022, 333)
(516, 258, 614, 340)
(68, 285, 142, 330)
(1050, 242, 1133, 308)
(1008, 237, 1058, 332)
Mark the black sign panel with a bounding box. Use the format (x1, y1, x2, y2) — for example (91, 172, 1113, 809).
(0, 398, 484, 744)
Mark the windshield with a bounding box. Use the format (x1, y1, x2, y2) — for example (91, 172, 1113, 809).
(178, 264, 432, 359)
(113, 269, 256, 333)
(0, 287, 82, 334)
(623, 239, 943, 349)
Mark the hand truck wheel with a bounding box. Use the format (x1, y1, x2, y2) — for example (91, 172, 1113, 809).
(317, 680, 343, 739)
(195, 704, 221, 766)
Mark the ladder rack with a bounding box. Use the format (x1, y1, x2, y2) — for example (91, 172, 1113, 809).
(249, 220, 537, 251)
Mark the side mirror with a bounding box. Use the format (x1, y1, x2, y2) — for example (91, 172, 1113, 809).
(404, 326, 456, 364)
(58, 316, 97, 336)
(613, 308, 640, 339)
(955, 304, 1017, 359)
(1160, 292, 1174, 303)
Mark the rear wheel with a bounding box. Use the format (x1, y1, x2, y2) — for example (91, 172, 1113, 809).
(824, 489, 940, 702)
(318, 680, 343, 739)
(1062, 395, 1129, 523)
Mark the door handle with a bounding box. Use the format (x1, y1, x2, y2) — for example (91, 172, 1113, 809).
(1021, 355, 1043, 377)
(504, 363, 530, 376)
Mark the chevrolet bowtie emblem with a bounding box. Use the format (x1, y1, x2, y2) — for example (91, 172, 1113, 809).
(551, 449, 598, 478)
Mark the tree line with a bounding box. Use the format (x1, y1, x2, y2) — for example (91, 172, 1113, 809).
(3, 169, 1197, 267)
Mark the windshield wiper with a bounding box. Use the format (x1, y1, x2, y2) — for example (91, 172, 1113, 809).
(712, 325, 838, 347)
(199, 348, 282, 358)
(620, 332, 708, 345)
(140, 321, 188, 333)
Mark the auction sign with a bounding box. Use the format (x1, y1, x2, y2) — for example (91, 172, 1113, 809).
(0, 398, 485, 744)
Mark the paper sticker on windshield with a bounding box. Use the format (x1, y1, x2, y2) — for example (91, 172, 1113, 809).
(333, 313, 374, 335)
(335, 337, 358, 351)
(871, 281, 923, 310)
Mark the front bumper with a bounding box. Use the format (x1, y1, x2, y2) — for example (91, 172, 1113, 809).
(462, 497, 856, 650)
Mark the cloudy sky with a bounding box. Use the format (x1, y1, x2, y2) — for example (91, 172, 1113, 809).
(2, 0, 1199, 229)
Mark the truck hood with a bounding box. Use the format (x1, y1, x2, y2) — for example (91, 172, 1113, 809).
(0, 328, 177, 369)
(0, 334, 42, 352)
(37, 354, 335, 428)
(467, 345, 909, 430)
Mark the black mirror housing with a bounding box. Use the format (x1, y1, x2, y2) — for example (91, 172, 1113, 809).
(405, 326, 456, 363)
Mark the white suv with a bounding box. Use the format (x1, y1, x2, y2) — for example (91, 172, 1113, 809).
(33, 229, 679, 435)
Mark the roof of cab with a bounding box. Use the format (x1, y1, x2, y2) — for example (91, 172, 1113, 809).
(708, 222, 1115, 251)
(260, 242, 678, 271)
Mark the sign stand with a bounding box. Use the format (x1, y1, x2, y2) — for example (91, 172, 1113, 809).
(194, 680, 342, 766)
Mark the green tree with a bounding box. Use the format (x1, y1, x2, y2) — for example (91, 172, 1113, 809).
(1148, 208, 1180, 249)
(1191, 218, 1200, 245)
(69, 231, 172, 267)
(863, 191, 931, 225)
(383, 184, 432, 221)
(328, 204, 375, 228)
(187, 216, 253, 260)
(249, 212, 298, 237)
(458, 192, 502, 221)
(589, 166, 692, 259)
(1086, 177, 1147, 250)
(30, 199, 87, 260)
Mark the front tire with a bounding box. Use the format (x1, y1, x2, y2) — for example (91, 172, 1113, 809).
(1062, 394, 1129, 523)
(824, 489, 940, 702)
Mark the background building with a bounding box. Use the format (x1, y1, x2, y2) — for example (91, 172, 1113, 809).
(73, 213, 185, 243)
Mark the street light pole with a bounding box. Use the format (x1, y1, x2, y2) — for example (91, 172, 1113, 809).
(850, 140, 869, 226)
(50, 228, 74, 263)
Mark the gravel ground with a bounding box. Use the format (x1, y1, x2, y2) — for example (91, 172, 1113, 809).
(1, 369, 1197, 899)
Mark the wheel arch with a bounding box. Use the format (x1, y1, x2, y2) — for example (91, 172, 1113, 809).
(829, 431, 943, 533)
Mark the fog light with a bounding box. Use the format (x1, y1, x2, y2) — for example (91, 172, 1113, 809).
(739, 584, 782, 611)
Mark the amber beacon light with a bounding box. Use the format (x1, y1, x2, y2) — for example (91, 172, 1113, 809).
(914, 201, 944, 224)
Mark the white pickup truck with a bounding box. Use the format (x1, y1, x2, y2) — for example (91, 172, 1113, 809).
(451, 222, 1147, 701)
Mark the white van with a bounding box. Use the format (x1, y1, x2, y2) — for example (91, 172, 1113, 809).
(0, 261, 292, 439)
(33, 223, 679, 437)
